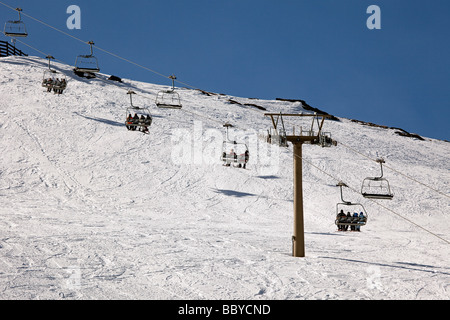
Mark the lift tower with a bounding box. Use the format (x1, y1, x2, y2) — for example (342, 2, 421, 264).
(264, 113, 336, 257)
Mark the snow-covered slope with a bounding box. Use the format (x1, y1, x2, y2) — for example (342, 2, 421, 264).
(0, 56, 449, 300)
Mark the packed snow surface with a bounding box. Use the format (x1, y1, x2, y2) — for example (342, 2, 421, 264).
(0, 56, 449, 299)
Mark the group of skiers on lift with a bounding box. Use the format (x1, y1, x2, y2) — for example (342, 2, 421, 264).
(222, 149, 250, 169)
(42, 78, 67, 94)
(126, 113, 151, 134)
(336, 210, 366, 232)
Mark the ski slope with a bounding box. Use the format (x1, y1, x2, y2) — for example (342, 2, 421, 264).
(0, 56, 449, 300)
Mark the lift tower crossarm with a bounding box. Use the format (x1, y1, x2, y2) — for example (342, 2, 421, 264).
(264, 113, 332, 144)
(264, 112, 335, 258)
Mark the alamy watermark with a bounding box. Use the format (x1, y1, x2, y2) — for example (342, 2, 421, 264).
(171, 121, 281, 175)
(65, 265, 82, 291)
(66, 5, 81, 30)
(366, 266, 384, 292)
(367, 5, 381, 30)
(65, 5, 381, 31)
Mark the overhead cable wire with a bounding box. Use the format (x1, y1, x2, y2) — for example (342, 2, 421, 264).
(13, 37, 49, 58)
(288, 147, 450, 245)
(11, 38, 236, 135)
(0, 1, 198, 89)
(12, 38, 168, 110)
(335, 139, 450, 200)
(197, 96, 443, 238)
(247, 97, 449, 201)
(10, 41, 450, 246)
(189, 102, 450, 245)
(4, 2, 448, 245)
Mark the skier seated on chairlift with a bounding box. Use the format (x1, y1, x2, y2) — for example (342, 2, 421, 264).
(145, 115, 152, 126)
(44, 78, 53, 92)
(237, 150, 250, 169)
(138, 115, 149, 134)
(244, 150, 249, 168)
(231, 149, 237, 160)
(345, 212, 352, 231)
(356, 212, 365, 231)
(53, 78, 61, 90)
(131, 113, 139, 130)
(53, 78, 66, 94)
(126, 113, 132, 130)
(337, 209, 346, 231)
(57, 79, 67, 94)
(350, 212, 359, 231)
(223, 149, 234, 166)
(224, 149, 236, 166)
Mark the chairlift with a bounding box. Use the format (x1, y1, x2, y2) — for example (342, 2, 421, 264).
(42, 55, 57, 91)
(155, 75, 182, 109)
(268, 112, 288, 147)
(3, 8, 28, 38)
(74, 41, 100, 73)
(221, 123, 249, 168)
(42, 55, 67, 94)
(125, 90, 152, 134)
(335, 182, 368, 229)
(361, 158, 394, 200)
(264, 112, 335, 147)
(319, 132, 335, 147)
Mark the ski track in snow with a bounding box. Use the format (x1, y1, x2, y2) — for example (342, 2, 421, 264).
(0, 56, 449, 300)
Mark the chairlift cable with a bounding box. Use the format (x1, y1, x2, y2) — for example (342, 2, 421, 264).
(0, 1, 276, 114)
(12, 38, 177, 123)
(287, 148, 450, 245)
(12, 36, 448, 201)
(250, 102, 448, 201)
(4, 3, 447, 244)
(12, 38, 149, 101)
(13, 37, 49, 57)
(8, 38, 449, 245)
(335, 139, 450, 200)
(4, 0, 446, 182)
(0, 1, 197, 90)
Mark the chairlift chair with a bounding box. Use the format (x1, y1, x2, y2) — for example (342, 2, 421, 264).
(361, 158, 394, 200)
(335, 182, 368, 228)
(270, 112, 288, 147)
(155, 75, 182, 109)
(3, 8, 28, 38)
(221, 123, 249, 168)
(125, 90, 152, 133)
(42, 69, 57, 91)
(42, 55, 67, 94)
(74, 41, 100, 73)
(319, 132, 335, 147)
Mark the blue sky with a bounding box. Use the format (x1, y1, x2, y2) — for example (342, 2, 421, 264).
(1, 0, 449, 140)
